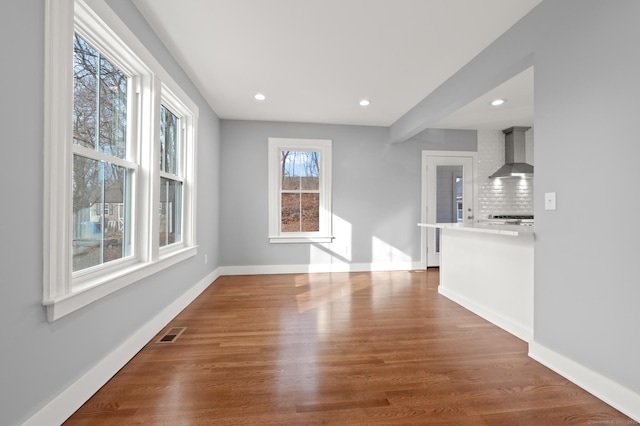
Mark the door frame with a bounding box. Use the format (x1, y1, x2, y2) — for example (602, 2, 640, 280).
(420, 150, 479, 269)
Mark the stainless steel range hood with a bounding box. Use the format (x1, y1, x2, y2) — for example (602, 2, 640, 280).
(489, 126, 533, 179)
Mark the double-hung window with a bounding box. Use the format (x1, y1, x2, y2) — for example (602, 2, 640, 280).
(71, 33, 134, 272)
(159, 93, 192, 248)
(44, 0, 198, 321)
(267, 138, 333, 243)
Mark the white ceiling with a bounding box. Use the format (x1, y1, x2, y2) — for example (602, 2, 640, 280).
(431, 66, 534, 130)
(131, 0, 540, 129)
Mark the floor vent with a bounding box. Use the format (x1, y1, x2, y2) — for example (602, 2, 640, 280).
(157, 327, 186, 343)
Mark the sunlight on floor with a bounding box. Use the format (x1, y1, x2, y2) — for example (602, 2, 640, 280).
(295, 274, 372, 314)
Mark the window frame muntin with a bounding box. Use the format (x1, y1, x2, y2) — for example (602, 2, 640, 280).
(267, 137, 333, 244)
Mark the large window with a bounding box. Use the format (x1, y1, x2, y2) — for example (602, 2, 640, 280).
(268, 138, 332, 243)
(43, 0, 198, 321)
(72, 34, 133, 272)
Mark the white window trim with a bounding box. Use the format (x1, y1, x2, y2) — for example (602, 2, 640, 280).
(267, 138, 333, 244)
(43, 0, 198, 321)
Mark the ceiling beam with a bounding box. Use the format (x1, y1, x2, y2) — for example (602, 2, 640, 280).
(388, 6, 540, 144)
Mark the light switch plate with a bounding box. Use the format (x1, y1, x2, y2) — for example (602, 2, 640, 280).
(544, 192, 557, 210)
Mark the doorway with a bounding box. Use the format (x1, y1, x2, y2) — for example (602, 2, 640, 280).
(421, 151, 477, 268)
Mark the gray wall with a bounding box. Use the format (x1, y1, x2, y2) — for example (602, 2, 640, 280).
(220, 121, 475, 267)
(0, 1, 221, 424)
(393, 0, 640, 396)
(533, 0, 640, 393)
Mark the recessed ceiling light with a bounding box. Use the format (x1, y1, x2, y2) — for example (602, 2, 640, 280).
(490, 98, 506, 106)
(359, 99, 371, 107)
(254, 93, 266, 101)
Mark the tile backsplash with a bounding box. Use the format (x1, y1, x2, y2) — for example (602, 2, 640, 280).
(477, 129, 534, 219)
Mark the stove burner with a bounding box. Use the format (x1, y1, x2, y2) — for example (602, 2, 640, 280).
(490, 215, 534, 220)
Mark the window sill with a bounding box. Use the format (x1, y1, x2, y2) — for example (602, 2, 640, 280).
(43, 245, 197, 321)
(268, 236, 334, 244)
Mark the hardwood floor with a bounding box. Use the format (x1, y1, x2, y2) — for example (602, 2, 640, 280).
(65, 270, 632, 425)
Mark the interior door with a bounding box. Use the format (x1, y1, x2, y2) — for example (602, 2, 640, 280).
(424, 153, 475, 267)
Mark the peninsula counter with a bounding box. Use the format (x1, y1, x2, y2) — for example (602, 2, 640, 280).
(418, 223, 534, 342)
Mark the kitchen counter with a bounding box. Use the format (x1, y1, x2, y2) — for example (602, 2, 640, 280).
(419, 222, 534, 342)
(417, 222, 534, 237)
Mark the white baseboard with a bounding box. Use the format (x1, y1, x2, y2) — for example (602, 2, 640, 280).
(219, 261, 422, 276)
(528, 342, 640, 423)
(438, 286, 532, 342)
(23, 268, 221, 426)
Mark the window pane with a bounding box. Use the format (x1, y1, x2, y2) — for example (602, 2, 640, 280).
(160, 105, 179, 175)
(281, 151, 298, 190)
(301, 193, 319, 232)
(73, 156, 131, 271)
(281, 151, 319, 191)
(73, 36, 98, 150)
(300, 152, 319, 190)
(160, 178, 182, 246)
(73, 34, 127, 158)
(280, 193, 319, 233)
(99, 55, 127, 158)
(281, 193, 300, 232)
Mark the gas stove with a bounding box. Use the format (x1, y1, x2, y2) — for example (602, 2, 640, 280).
(482, 214, 534, 226)
(490, 215, 533, 220)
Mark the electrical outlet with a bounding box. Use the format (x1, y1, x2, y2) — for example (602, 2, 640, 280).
(204, 254, 208, 264)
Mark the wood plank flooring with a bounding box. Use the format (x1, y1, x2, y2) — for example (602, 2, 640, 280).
(65, 270, 633, 425)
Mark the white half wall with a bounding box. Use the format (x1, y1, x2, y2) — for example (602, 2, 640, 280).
(438, 228, 533, 342)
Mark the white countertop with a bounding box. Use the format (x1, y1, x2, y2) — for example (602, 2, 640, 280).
(417, 222, 534, 237)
